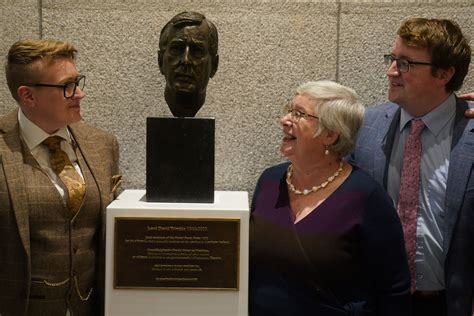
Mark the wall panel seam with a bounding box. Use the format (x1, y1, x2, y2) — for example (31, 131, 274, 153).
(38, 0, 43, 39)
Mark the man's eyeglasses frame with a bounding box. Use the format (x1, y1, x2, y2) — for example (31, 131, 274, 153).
(27, 75, 86, 99)
(384, 55, 435, 73)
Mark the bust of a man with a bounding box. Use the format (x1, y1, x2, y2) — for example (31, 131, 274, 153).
(158, 11, 219, 117)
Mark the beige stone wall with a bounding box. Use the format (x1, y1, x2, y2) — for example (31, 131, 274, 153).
(1, 0, 473, 197)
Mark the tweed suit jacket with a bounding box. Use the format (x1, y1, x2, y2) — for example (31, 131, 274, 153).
(350, 98, 474, 316)
(0, 109, 120, 316)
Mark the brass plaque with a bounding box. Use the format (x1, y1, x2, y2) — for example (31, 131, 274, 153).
(114, 217, 240, 290)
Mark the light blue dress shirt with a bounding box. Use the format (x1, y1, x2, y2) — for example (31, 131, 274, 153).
(387, 94, 456, 291)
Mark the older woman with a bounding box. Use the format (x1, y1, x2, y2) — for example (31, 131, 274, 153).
(249, 81, 410, 315)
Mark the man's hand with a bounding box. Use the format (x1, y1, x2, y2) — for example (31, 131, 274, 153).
(459, 93, 474, 118)
(459, 92, 474, 101)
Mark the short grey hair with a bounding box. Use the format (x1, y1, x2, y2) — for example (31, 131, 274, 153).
(295, 80, 365, 157)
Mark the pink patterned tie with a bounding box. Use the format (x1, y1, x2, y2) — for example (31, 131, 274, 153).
(397, 119, 425, 293)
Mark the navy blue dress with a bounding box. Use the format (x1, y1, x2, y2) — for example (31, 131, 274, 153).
(249, 163, 410, 315)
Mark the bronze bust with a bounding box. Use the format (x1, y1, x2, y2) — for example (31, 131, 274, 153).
(158, 11, 219, 117)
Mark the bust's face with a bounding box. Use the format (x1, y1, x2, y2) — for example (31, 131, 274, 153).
(160, 23, 214, 97)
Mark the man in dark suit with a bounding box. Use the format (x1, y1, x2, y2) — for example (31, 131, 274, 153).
(350, 18, 473, 316)
(0, 39, 121, 315)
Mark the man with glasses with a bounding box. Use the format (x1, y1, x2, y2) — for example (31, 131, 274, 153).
(0, 39, 121, 315)
(350, 18, 473, 316)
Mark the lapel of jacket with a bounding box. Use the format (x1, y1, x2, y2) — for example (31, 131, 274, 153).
(0, 109, 31, 259)
(444, 99, 474, 254)
(377, 104, 400, 187)
(68, 123, 106, 210)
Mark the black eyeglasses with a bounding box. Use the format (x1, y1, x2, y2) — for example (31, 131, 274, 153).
(28, 75, 86, 99)
(284, 103, 319, 122)
(384, 55, 434, 73)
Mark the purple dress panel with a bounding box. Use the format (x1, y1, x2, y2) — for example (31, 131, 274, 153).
(249, 162, 410, 316)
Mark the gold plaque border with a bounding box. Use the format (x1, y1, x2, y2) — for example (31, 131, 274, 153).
(113, 216, 241, 291)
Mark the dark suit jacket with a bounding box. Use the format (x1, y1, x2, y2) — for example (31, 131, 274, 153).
(0, 109, 120, 316)
(350, 98, 474, 316)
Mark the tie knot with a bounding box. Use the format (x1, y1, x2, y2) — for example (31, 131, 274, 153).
(410, 119, 425, 136)
(43, 136, 63, 151)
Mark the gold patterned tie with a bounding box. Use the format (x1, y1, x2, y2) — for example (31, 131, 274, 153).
(43, 136, 86, 213)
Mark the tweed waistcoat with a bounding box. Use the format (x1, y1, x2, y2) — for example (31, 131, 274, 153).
(23, 142, 101, 316)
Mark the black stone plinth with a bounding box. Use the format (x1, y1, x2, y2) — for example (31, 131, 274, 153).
(146, 117, 214, 203)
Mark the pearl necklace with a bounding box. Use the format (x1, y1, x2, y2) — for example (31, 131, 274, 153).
(286, 161, 344, 195)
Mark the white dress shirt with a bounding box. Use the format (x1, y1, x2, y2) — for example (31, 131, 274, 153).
(18, 109, 84, 202)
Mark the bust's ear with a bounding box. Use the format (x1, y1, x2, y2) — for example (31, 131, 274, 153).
(158, 50, 164, 75)
(210, 54, 219, 78)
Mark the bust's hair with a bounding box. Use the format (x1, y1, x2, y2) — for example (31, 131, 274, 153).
(159, 11, 218, 58)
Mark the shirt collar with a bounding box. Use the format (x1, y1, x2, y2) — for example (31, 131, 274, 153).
(18, 109, 72, 151)
(399, 93, 456, 137)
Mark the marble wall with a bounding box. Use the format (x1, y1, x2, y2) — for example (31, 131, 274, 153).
(1, 0, 473, 198)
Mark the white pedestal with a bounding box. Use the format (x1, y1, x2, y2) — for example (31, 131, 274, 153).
(105, 190, 249, 316)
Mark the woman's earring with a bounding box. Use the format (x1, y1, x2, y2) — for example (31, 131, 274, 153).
(324, 146, 329, 155)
